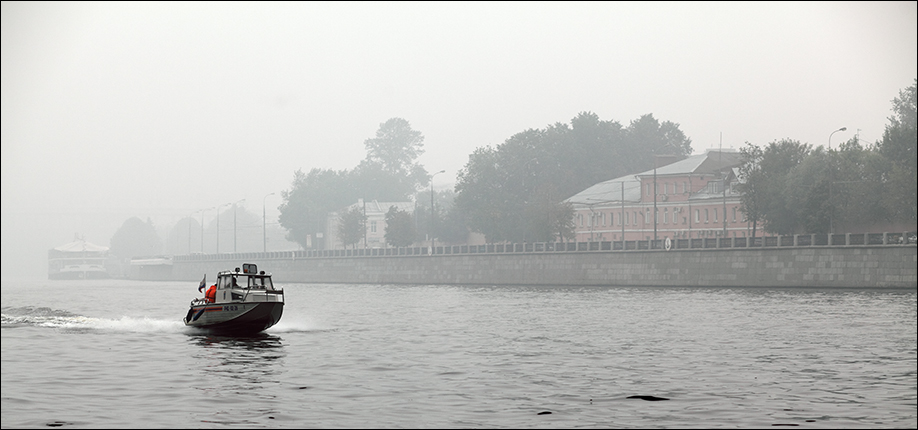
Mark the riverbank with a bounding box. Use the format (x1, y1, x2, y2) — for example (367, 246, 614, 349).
(158, 243, 917, 288)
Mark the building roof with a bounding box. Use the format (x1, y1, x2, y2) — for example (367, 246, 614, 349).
(53, 238, 109, 253)
(566, 150, 741, 205)
(565, 174, 643, 205)
(343, 199, 414, 215)
(635, 150, 741, 178)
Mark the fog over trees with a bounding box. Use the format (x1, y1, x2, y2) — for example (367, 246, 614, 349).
(4, 3, 914, 277)
(278, 118, 429, 250)
(337, 206, 367, 250)
(453, 112, 693, 243)
(384, 206, 416, 248)
(110, 217, 162, 259)
(737, 79, 917, 236)
(104, 80, 915, 256)
(272, 111, 695, 249)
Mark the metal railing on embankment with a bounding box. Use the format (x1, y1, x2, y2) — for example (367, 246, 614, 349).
(172, 231, 916, 262)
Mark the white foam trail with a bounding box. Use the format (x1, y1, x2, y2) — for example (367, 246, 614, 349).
(3, 307, 323, 335)
(267, 316, 330, 333)
(2, 311, 187, 333)
(78, 316, 187, 333)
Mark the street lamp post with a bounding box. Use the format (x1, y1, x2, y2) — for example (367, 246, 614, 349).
(621, 182, 625, 242)
(216, 202, 231, 254)
(430, 170, 446, 254)
(586, 182, 628, 243)
(188, 211, 194, 254)
(263, 192, 275, 253)
(201, 207, 214, 253)
(233, 198, 245, 253)
(188, 209, 203, 254)
(651, 144, 681, 248)
(653, 161, 658, 246)
(828, 127, 847, 150)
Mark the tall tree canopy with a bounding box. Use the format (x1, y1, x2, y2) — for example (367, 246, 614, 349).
(756, 139, 811, 235)
(878, 78, 917, 223)
(278, 118, 428, 249)
(384, 206, 416, 247)
(737, 142, 765, 239)
(204, 204, 263, 253)
(110, 217, 162, 259)
(337, 205, 367, 249)
(166, 217, 201, 255)
(279, 168, 354, 248)
(453, 112, 691, 242)
(737, 80, 917, 235)
(364, 117, 426, 177)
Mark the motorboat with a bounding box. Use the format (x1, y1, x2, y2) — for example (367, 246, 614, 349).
(183, 263, 284, 334)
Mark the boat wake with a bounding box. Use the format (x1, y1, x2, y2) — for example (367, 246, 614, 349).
(264, 318, 333, 334)
(3, 306, 332, 335)
(2, 306, 186, 333)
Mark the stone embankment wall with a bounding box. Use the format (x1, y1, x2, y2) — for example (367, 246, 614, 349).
(170, 246, 917, 288)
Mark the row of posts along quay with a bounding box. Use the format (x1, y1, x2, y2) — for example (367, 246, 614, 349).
(148, 232, 918, 288)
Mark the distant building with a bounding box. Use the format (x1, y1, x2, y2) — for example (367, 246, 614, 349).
(48, 236, 114, 279)
(566, 149, 772, 242)
(325, 199, 415, 249)
(129, 255, 174, 280)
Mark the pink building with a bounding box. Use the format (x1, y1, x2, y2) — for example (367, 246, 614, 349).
(567, 149, 771, 242)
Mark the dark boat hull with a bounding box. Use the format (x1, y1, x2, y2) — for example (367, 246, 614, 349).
(183, 301, 284, 334)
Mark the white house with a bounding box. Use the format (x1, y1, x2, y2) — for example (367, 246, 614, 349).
(325, 199, 415, 249)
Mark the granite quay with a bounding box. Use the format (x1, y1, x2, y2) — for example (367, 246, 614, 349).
(134, 232, 918, 289)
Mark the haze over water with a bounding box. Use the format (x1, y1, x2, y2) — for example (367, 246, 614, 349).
(2, 279, 915, 428)
(3, 2, 916, 276)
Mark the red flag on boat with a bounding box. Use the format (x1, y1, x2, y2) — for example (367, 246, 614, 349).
(198, 275, 206, 292)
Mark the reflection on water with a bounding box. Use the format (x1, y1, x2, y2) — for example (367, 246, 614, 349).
(191, 332, 285, 351)
(188, 333, 287, 400)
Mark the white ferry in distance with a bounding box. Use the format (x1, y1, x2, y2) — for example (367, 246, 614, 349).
(183, 263, 284, 334)
(48, 237, 111, 280)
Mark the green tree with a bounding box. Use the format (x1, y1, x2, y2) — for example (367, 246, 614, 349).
(439, 205, 471, 244)
(827, 138, 888, 231)
(351, 159, 425, 202)
(782, 148, 833, 234)
(204, 204, 264, 253)
(732, 82, 915, 236)
(878, 79, 917, 223)
(337, 205, 367, 249)
(453, 112, 691, 243)
(365, 118, 424, 174)
(412, 188, 456, 244)
(879, 78, 917, 166)
(278, 168, 355, 249)
(166, 217, 201, 255)
(384, 206, 416, 247)
(758, 139, 811, 234)
(525, 186, 576, 242)
(361, 117, 429, 197)
(454, 146, 517, 242)
(737, 139, 811, 236)
(737, 142, 765, 240)
(279, 118, 429, 249)
(624, 113, 693, 164)
(110, 217, 162, 259)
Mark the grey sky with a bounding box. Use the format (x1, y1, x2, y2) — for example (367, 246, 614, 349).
(2, 1, 916, 274)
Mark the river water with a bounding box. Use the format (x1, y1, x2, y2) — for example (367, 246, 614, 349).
(1, 278, 915, 428)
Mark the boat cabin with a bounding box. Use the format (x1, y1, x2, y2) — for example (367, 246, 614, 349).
(211, 263, 283, 304)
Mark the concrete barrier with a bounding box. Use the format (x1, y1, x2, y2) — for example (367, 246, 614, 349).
(169, 245, 917, 288)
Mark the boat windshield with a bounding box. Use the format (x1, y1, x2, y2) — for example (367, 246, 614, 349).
(247, 276, 274, 290)
(217, 275, 238, 290)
